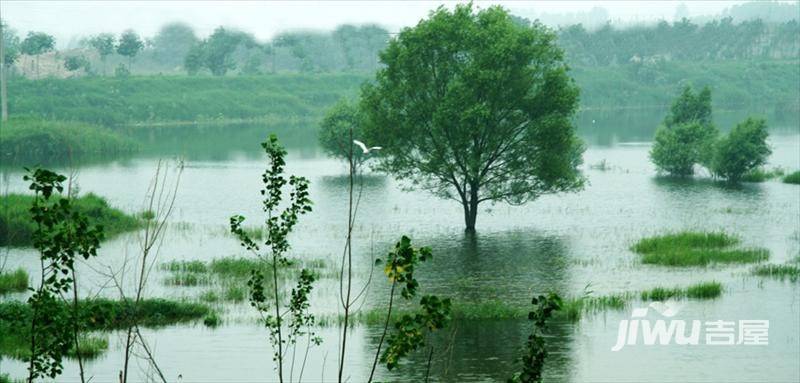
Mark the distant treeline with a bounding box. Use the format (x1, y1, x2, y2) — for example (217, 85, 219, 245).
(2, 13, 798, 78)
(558, 18, 800, 66)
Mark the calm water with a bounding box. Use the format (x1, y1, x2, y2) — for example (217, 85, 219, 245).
(1, 109, 799, 382)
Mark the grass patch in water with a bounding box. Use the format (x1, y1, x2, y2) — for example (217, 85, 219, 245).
(160, 260, 207, 273)
(0, 193, 142, 247)
(741, 167, 785, 183)
(223, 284, 247, 302)
(203, 311, 222, 327)
(752, 264, 800, 282)
(632, 231, 739, 253)
(164, 272, 211, 286)
(319, 294, 632, 327)
(783, 171, 800, 185)
(68, 334, 109, 359)
(0, 298, 211, 359)
(0, 269, 28, 294)
(632, 231, 768, 266)
(686, 281, 723, 299)
(640, 281, 722, 300)
(641, 248, 768, 266)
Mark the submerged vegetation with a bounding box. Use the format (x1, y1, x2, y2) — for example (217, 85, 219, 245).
(0, 193, 141, 247)
(0, 117, 137, 163)
(640, 281, 723, 300)
(752, 264, 800, 282)
(0, 298, 211, 359)
(0, 268, 28, 294)
(632, 231, 769, 266)
(160, 256, 334, 301)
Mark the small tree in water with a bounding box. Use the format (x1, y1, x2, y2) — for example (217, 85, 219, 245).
(230, 135, 317, 383)
(650, 85, 718, 176)
(360, 4, 585, 232)
(711, 117, 771, 183)
(509, 293, 562, 383)
(24, 168, 104, 383)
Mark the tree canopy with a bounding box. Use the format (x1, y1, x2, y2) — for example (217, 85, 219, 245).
(711, 117, 771, 182)
(318, 99, 366, 162)
(360, 4, 585, 231)
(116, 30, 144, 64)
(20, 31, 54, 56)
(650, 85, 718, 176)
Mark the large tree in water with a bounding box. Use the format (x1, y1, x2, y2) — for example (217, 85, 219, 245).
(360, 4, 585, 231)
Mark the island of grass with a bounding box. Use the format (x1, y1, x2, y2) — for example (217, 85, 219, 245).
(783, 171, 800, 185)
(0, 193, 142, 247)
(0, 298, 213, 360)
(632, 231, 768, 266)
(0, 117, 137, 164)
(0, 269, 28, 294)
(640, 281, 723, 300)
(752, 263, 800, 282)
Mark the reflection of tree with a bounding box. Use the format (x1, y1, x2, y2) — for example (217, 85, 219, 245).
(415, 231, 572, 303)
(366, 318, 575, 382)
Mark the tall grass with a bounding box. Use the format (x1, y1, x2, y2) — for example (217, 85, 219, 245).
(0, 117, 137, 164)
(0, 193, 141, 247)
(632, 231, 768, 266)
(0, 298, 212, 359)
(0, 269, 28, 294)
(783, 171, 800, 185)
(632, 231, 739, 254)
(741, 167, 785, 183)
(641, 281, 723, 300)
(752, 264, 800, 282)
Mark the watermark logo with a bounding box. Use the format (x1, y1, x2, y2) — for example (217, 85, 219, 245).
(611, 300, 768, 351)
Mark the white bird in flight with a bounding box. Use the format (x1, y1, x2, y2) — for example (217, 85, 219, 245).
(353, 140, 382, 154)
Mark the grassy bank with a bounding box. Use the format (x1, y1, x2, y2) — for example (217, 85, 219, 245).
(6, 74, 366, 126)
(632, 231, 769, 266)
(0, 193, 142, 247)
(0, 269, 28, 294)
(0, 298, 212, 359)
(0, 117, 137, 164)
(572, 60, 799, 111)
(5, 61, 797, 128)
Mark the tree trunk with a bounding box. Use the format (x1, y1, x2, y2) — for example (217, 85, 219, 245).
(463, 186, 479, 232)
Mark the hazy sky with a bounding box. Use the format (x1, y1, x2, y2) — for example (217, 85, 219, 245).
(2, 1, 756, 48)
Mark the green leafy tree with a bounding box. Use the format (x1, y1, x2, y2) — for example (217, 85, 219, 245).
(711, 117, 771, 182)
(318, 100, 368, 162)
(230, 135, 316, 383)
(508, 293, 562, 383)
(63, 55, 90, 74)
(368, 236, 451, 381)
(23, 168, 104, 383)
(1, 20, 21, 65)
(650, 86, 718, 176)
(360, 4, 585, 231)
(20, 31, 55, 78)
(664, 85, 712, 127)
(116, 30, 144, 71)
(183, 43, 204, 75)
(88, 33, 115, 75)
(650, 122, 717, 176)
(151, 22, 198, 68)
(205, 27, 248, 76)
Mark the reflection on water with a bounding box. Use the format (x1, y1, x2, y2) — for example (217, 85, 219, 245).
(1, 112, 799, 382)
